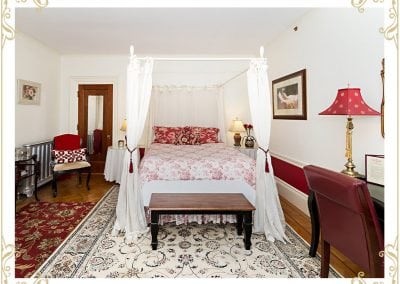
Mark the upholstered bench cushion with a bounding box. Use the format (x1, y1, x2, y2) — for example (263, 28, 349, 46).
(54, 161, 91, 172)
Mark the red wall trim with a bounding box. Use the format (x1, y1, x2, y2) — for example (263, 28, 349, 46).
(271, 156, 309, 195)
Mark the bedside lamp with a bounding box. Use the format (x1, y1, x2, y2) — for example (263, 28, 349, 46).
(229, 118, 246, 147)
(120, 119, 127, 132)
(319, 88, 380, 177)
(119, 119, 127, 147)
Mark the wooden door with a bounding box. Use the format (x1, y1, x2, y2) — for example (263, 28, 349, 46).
(78, 84, 113, 173)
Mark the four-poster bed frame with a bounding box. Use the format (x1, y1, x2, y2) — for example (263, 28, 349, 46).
(113, 45, 288, 245)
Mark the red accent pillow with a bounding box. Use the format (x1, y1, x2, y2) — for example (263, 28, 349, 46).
(190, 127, 219, 144)
(53, 148, 87, 164)
(153, 126, 182, 144)
(175, 127, 200, 145)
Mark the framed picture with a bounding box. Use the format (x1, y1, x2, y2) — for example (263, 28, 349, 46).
(17, 79, 41, 105)
(365, 154, 384, 186)
(272, 69, 307, 120)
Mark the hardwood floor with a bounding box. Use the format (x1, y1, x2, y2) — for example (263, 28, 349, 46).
(16, 174, 363, 278)
(15, 173, 114, 212)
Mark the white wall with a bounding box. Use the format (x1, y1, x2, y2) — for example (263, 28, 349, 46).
(266, 8, 384, 174)
(222, 73, 251, 146)
(56, 7, 384, 173)
(60, 55, 125, 144)
(15, 32, 60, 146)
(60, 56, 249, 146)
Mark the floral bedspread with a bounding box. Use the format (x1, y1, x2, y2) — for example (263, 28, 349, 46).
(139, 143, 256, 187)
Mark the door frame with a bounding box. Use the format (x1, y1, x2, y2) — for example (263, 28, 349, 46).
(69, 77, 119, 146)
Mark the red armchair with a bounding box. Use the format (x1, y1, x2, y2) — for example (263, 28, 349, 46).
(304, 165, 383, 278)
(51, 134, 91, 197)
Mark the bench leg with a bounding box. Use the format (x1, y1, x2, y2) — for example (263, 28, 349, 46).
(150, 211, 159, 250)
(243, 211, 252, 250)
(236, 213, 243, 235)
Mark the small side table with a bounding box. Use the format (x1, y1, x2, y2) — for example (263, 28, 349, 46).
(15, 154, 40, 201)
(104, 147, 126, 184)
(236, 147, 257, 160)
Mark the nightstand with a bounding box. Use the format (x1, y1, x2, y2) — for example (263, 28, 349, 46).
(104, 147, 125, 184)
(236, 147, 257, 160)
(104, 146, 146, 184)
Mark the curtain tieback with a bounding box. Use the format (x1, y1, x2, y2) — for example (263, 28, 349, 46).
(258, 146, 269, 155)
(126, 146, 137, 173)
(258, 147, 270, 173)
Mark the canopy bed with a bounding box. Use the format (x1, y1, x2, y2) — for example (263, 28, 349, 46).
(111, 46, 288, 244)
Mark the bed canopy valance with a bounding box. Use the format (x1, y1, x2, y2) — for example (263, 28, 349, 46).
(112, 46, 288, 244)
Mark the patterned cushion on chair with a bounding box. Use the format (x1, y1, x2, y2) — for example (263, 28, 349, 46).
(53, 148, 87, 164)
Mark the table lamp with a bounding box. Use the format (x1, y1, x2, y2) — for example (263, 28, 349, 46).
(119, 119, 127, 147)
(319, 88, 380, 177)
(229, 118, 246, 147)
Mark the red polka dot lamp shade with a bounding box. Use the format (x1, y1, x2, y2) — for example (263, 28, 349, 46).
(319, 88, 380, 116)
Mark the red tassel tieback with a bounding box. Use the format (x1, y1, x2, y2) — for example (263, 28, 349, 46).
(258, 147, 270, 173)
(126, 145, 137, 174)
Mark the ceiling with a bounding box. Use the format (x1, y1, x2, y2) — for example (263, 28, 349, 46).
(15, 8, 310, 55)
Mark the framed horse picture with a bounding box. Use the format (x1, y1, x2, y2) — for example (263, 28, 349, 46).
(272, 69, 307, 120)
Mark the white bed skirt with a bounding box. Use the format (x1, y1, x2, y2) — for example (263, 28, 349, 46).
(141, 179, 255, 225)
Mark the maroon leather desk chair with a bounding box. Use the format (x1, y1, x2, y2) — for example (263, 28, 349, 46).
(304, 165, 383, 278)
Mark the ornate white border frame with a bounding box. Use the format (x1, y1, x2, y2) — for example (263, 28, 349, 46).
(1, 1, 398, 283)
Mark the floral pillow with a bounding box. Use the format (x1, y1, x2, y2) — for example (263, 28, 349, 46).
(175, 127, 200, 145)
(190, 127, 219, 144)
(52, 148, 87, 164)
(153, 126, 182, 144)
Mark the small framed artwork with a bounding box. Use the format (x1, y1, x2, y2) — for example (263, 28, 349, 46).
(365, 154, 384, 186)
(272, 69, 307, 120)
(17, 79, 41, 105)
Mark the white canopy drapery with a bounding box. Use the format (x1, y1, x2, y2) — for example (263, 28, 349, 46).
(112, 56, 154, 242)
(247, 59, 288, 242)
(147, 86, 227, 144)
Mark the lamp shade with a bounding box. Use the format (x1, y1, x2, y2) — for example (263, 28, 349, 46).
(229, 118, 245, 133)
(120, 119, 127, 131)
(319, 88, 380, 116)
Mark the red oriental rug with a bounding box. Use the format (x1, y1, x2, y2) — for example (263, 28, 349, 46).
(15, 201, 96, 278)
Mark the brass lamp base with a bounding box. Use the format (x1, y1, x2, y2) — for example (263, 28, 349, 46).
(233, 133, 242, 147)
(341, 159, 361, 177)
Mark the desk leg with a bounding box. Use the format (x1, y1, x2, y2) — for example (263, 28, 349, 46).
(243, 211, 252, 250)
(150, 211, 159, 250)
(308, 191, 320, 257)
(236, 213, 243, 235)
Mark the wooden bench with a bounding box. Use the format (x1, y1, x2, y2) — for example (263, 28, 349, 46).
(149, 193, 256, 250)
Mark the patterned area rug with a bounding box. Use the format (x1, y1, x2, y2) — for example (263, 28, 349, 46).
(34, 185, 340, 278)
(15, 200, 96, 278)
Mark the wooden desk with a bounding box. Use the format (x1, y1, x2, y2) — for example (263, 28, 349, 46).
(149, 193, 255, 250)
(15, 154, 40, 201)
(308, 181, 384, 257)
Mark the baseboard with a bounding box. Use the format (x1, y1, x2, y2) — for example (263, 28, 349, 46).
(276, 177, 309, 217)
